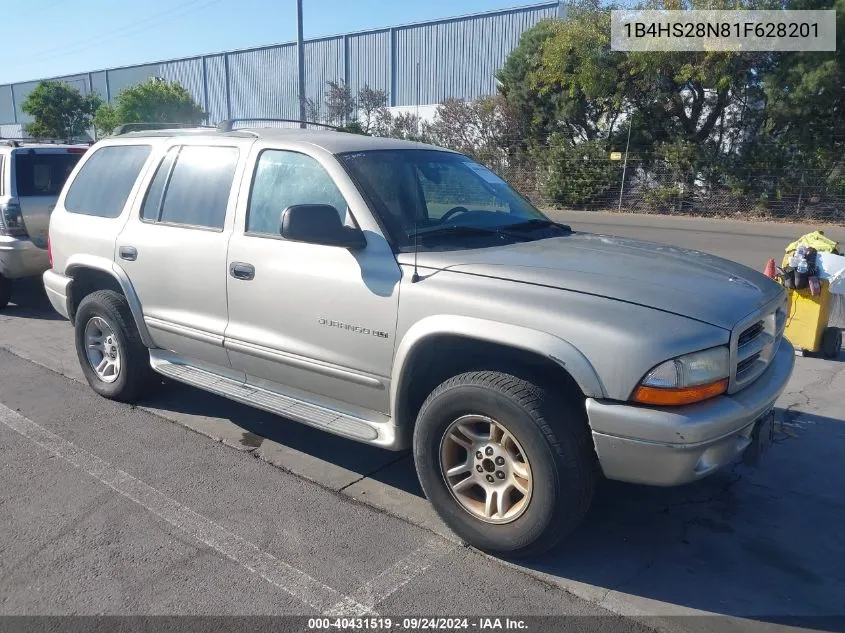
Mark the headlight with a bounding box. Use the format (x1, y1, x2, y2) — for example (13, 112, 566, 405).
(632, 346, 730, 406)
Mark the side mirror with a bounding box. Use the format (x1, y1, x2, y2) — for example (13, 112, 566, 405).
(280, 204, 366, 250)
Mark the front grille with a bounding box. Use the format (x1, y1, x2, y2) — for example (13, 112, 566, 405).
(738, 321, 764, 347)
(730, 297, 787, 393)
(736, 352, 761, 376)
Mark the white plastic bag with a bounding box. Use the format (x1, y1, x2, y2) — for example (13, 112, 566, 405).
(829, 270, 845, 328)
(830, 269, 845, 295)
(817, 252, 845, 280)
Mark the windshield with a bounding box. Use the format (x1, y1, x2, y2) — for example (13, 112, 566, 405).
(339, 150, 554, 250)
(14, 152, 82, 197)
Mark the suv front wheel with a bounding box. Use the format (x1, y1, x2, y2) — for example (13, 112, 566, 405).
(413, 371, 596, 558)
(74, 290, 154, 402)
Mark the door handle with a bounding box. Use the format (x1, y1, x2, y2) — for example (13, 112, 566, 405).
(119, 246, 138, 261)
(229, 262, 255, 281)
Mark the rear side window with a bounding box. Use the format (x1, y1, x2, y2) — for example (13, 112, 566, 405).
(142, 145, 239, 230)
(14, 152, 82, 197)
(0, 156, 5, 195)
(65, 145, 151, 218)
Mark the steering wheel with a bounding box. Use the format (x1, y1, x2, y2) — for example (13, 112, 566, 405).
(440, 206, 471, 223)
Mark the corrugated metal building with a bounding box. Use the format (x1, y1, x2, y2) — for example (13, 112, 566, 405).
(0, 1, 564, 133)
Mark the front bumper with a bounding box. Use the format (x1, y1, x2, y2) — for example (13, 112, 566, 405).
(586, 338, 795, 486)
(42, 269, 72, 320)
(0, 236, 49, 280)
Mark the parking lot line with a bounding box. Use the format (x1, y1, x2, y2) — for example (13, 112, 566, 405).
(0, 402, 372, 615)
(324, 538, 455, 616)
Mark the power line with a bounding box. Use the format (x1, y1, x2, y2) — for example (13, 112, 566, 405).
(13, 0, 226, 65)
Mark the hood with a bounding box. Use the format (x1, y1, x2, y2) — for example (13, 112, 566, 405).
(406, 233, 783, 330)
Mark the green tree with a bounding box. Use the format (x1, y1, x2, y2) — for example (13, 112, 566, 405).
(496, 19, 561, 146)
(94, 79, 205, 135)
(761, 0, 844, 182)
(425, 96, 521, 166)
(20, 80, 101, 140)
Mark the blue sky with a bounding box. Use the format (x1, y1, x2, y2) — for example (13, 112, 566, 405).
(0, 0, 544, 84)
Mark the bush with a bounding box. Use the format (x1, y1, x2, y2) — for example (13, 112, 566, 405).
(534, 136, 617, 207)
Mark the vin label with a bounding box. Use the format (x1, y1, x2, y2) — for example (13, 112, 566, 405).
(611, 10, 837, 51)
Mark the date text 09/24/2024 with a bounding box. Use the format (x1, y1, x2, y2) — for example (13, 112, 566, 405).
(307, 617, 528, 630)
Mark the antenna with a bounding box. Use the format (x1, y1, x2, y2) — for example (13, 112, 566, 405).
(411, 221, 420, 283)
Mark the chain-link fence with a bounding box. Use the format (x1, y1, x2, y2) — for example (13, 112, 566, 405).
(446, 144, 845, 223)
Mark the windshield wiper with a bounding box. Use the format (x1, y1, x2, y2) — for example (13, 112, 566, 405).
(504, 219, 572, 233)
(407, 224, 529, 240)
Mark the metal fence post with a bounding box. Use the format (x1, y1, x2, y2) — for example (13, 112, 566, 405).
(797, 168, 806, 216)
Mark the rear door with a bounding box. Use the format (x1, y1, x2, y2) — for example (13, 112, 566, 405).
(12, 147, 86, 247)
(117, 139, 248, 369)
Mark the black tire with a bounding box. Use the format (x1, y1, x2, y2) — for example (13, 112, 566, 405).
(0, 274, 11, 309)
(413, 371, 596, 558)
(74, 290, 154, 402)
(821, 327, 842, 359)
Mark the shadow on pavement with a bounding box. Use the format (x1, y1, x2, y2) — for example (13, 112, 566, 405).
(2, 278, 63, 321)
(141, 380, 845, 625)
(139, 379, 409, 478)
(9, 295, 843, 624)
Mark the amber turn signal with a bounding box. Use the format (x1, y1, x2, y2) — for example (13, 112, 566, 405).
(632, 378, 729, 406)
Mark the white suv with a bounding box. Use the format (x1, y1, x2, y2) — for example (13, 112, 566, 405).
(0, 140, 87, 307)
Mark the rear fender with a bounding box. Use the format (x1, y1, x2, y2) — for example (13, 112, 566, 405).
(65, 253, 155, 348)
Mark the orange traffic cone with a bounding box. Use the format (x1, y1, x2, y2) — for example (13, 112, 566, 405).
(763, 258, 776, 279)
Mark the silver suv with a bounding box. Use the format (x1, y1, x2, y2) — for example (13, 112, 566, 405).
(44, 124, 794, 556)
(0, 140, 87, 307)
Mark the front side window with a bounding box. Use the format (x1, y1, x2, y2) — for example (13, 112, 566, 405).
(142, 145, 239, 230)
(65, 145, 151, 218)
(247, 150, 348, 236)
(340, 150, 554, 251)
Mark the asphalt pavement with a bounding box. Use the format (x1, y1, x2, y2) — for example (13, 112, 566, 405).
(0, 213, 843, 633)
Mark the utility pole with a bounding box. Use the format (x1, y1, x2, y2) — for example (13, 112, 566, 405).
(297, 0, 306, 128)
(617, 111, 633, 212)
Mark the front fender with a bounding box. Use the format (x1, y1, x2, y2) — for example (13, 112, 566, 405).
(390, 315, 606, 422)
(65, 254, 155, 348)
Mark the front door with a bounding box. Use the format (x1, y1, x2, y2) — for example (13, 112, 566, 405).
(224, 147, 400, 414)
(118, 142, 245, 369)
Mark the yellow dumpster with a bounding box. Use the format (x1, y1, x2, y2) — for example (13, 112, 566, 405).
(777, 230, 843, 358)
(781, 279, 842, 357)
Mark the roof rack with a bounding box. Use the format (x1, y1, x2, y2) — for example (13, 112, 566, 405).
(217, 118, 341, 133)
(0, 138, 93, 147)
(112, 122, 215, 136)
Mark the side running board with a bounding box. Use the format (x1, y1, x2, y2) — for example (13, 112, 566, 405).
(150, 356, 396, 447)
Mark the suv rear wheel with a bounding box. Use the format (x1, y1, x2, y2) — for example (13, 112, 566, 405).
(413, 371, 596, 558)
(74, 290, 154, 402)
(0, 275, 11, 309)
